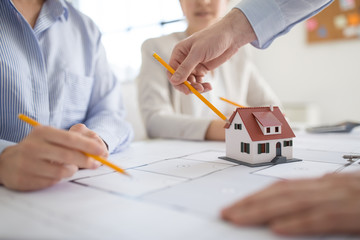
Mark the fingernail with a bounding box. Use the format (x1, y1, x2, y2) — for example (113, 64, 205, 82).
(171, 74, 182, 84)
(92, 160, 102, 169)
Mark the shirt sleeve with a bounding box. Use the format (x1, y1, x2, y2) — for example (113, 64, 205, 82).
(235, 0, 334, 49)
(0, 139, 16, 155)
(136, 38, 211, 140)
(84, 37, 133, 154)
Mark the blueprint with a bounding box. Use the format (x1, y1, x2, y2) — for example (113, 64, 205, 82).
(1, 136, 360, 240)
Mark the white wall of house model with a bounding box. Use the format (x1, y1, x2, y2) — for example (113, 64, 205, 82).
(224, 106, 295, 165)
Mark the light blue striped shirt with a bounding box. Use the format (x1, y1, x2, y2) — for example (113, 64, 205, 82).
(236, 0, 334, 48)
(0, 0, 133, 154)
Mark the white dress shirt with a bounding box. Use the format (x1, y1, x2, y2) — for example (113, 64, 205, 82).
(236, 0, 334, 48)
(0, 0, 133, 153)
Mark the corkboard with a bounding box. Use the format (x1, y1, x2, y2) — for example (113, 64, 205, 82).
(306, 0, 360, 44)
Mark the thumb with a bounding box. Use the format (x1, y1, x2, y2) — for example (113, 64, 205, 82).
(170, 52, 200, 85)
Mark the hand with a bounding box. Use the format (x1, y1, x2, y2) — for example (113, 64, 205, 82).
(221, 172, 360, 236)
(69, 123, 109, 158)
(205, 119, 226, 141)
(168, 9, 256, 94)
(0, 125, 106, 191)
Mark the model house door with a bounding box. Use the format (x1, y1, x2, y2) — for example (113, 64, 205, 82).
(276, 142, 281, 156)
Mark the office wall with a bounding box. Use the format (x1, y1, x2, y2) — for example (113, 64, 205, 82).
(250, 23, 360, 125)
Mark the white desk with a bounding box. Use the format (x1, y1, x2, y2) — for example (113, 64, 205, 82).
(1, 131, 359, 240)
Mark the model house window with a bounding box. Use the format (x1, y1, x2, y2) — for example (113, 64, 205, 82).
(241, 142, 250, 154)
(284, 140, 293, 147)
(234, 123, 242, 130)
(275, 127, 279, 132)
(266, 127, 270, 133)
(258, 143, 270, 154)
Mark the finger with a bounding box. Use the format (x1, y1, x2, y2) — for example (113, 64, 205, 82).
(202, 83, 212, 92)
(223, 190, 327, 226)
(175, 82, 211, 94)
(9, 148, 77, 180)
(191, 82, 205, 93)
(270, 202, 360, 235)
(69, 124, 99, 140)
(174, 84, 192, 95)
(196, 77, 204, 83)
(4, 172, 59, 191)
(187, 75, 197, 85)
(191, 63, 211, 79)
(238, 178, 322, 206)
(38, 144, 101, 169)
(69, 124, 108, 156)
(69, 123, 87, 132)
(222, 179, 328, 225)
(168, 44, 187, 73)
(170, 48, 203, 86)
(203, 46, 239, 70)
(27, 161, 78, 180)
(32, 126, 105, 156)
(186, 76, 204, 93)
(184, 75, 207, 93)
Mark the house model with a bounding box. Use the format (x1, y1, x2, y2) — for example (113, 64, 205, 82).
(219, 106, 301, 167)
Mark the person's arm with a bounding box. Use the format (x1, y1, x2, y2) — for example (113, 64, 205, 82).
(168, 0, 334, 94)
(137, 38, 211, 140)
(83, 38, 133, 153)
(168, 9, 255, 94)
(0, 126, 104, 191)
(237, 0, 334, 49)
(204, 119, 225, 141)
(221, 172, 360, 235)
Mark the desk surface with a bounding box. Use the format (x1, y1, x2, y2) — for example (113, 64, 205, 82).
(1, 131, 360, 240)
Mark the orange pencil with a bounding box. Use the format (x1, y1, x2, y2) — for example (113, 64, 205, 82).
(18, 114, 130, 177)
(219, 97, 246, 108)
(153, 53, 228, 122)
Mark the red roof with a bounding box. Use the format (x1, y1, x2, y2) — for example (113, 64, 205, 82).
(253, 112, 282, 127)
(224, 107, 295, 141)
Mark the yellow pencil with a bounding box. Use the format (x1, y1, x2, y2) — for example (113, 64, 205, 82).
(219, 97, 246, 108)
(152, 53, 228, 122)
(18, 114, 130, 177)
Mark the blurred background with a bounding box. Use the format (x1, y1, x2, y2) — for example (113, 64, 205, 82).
(72, 0, 360, 129)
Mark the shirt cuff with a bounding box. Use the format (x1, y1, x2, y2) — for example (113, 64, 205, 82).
(0, 139, 17, 154)
(94, 123, 133, 154)
(235, 0, 285, 49)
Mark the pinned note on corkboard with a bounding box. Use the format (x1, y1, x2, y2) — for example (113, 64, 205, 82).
(306, 0, 360, 44)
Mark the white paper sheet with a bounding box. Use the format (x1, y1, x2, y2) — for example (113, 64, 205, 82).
(109, 139, 226, 169)
(182, 150, 237, 165)
(253, 161, 343, 180)
(294, 132, 360, 153)
(338, 160, 360, 173)
(137, 158, 233, 179)
(0, 183, 129, 239)
(75, 169, 186, 197)
(66, 165, 114, 181)
(293, 148, 349, 164)
(1, 136, 358, 240)
(144, 165, 277, 218)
